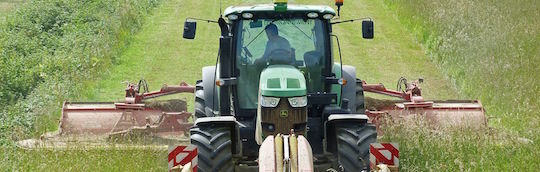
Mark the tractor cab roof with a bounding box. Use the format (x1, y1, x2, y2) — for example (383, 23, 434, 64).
(223, 4, 336, 17)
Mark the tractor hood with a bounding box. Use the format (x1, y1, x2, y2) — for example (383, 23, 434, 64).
(259, 65, 306, 97)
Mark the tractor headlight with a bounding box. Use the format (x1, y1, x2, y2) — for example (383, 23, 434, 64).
(307, 12, 319, 18)
(288, 96, 307, 107)
(227, 14, 239, 21)
(323, 14, 334, 20)
(242, 13, 253, 19)
(260, 96, 280, 107)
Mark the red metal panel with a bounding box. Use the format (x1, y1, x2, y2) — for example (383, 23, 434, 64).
(168, 145, 198, 172)
(370, 143, 399, 168)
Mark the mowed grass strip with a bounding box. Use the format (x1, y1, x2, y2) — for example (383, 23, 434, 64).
(81, 0, 459, 103)
(79, 0, 221, 106)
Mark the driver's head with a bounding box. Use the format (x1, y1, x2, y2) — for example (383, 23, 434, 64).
(265, 23, 279, 39)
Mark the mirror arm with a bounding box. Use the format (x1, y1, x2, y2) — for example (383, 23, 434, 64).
(330, 17, 372, 25)
(186, 17, 219, 23)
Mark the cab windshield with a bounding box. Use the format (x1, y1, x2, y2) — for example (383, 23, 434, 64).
(235, 18, 328, 109)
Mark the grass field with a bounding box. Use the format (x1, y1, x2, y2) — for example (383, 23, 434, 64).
(2, 0, 538, 171)
(0, 0, 24, 23)
(382, 0, 540, 135)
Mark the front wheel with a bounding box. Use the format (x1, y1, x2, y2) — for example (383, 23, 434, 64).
(335, 122, 377, 172)
(190, 124, 234, 172)
(356, 79, 366, 113)
(194, 80, 208, 119)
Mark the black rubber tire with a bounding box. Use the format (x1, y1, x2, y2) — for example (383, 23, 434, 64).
(356, 79, 366, 113)
(190, 124, 234, 172)
(335, 122, 377, 172)
(194, 80, 207, 118)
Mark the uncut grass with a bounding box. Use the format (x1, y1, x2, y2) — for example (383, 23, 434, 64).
(1, 0, 163, 145)
(381, 0, 540, 170)
(380, 117, 537, 171)
(1, 147, 167, 171)
(1, 0, 166, 170)
(0, 0, 24, 23)
(382, 0, 539, 137)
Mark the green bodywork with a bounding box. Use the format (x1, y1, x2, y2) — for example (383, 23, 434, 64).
(259, 65, 307, 97)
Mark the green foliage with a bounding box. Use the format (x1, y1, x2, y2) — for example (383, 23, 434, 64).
(380, 118, 538, 171)
(0, 0, 161, 145)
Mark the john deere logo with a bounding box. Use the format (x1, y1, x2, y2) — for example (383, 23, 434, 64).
(280, 110, 288, 118)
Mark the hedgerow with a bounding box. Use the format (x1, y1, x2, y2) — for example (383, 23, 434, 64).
(0, 0, 161, 145)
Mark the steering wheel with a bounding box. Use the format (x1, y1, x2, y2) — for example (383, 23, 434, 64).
(264, 49, 292, 65)
(242, 47, 254, 65)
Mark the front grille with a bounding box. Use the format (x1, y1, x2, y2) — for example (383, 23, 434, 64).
(261, 99, 307, 136)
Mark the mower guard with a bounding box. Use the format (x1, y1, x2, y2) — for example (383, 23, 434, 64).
(59, 102, 192, 140)
(363, 79, 487, 131)
(51, 81, 196, 143)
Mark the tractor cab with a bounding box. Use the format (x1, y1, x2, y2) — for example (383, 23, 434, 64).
(226, 4, 335, 110)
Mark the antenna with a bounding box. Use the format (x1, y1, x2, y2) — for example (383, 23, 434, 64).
(219, 0, 223, 17)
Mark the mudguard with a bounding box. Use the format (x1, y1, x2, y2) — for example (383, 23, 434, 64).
(341, 65, 357, 113)
(327, 114, 369, 123)
(202, 66, 218, 116)
(193, 116, 242, 155)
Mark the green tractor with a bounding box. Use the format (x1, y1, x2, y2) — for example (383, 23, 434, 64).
(184, 1, 376, 171)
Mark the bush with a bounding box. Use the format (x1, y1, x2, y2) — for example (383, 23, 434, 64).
(0, 0, 161, 145)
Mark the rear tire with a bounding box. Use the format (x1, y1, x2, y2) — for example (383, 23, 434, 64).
(356, 79, 366, 113)
(190, 124, 234, 172)
(195, 80, 208, 118)
(335, 122, 377, 172)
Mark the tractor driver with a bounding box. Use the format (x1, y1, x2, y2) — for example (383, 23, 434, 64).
(254, 23, 292, 65)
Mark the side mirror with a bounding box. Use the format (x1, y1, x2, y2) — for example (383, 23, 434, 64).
(183, 19, 197, 39)
(362, 20, 374, 39)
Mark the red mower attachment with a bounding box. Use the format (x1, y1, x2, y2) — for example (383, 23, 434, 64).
(57, 80, 195, 143)
(362, 77, 487, 132)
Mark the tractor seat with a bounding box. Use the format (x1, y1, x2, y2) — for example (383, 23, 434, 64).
(303, 51, 323, 92)
(304, 51, 322, 67)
